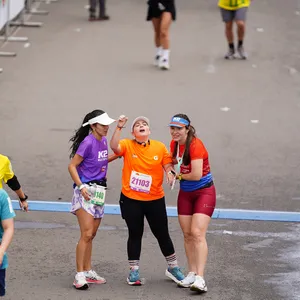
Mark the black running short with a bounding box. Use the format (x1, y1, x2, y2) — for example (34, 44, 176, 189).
(146, 0, 176, 21)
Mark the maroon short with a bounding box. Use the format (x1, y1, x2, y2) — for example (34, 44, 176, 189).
(177, 185, 216, 217)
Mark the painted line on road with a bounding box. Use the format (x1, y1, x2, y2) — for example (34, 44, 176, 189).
(11, 200, 300, 222)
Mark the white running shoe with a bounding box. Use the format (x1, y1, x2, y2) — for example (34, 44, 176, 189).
(190, 275, 208, 293)
(73, 273, 89, 290)
(224, 48, 235, 60)
(177, 272, 196, 288)
(237, 46, 248, 60)
(85, 270, 106, 284)
(159, 58, 170, 70)
(154, 55, 160, 66)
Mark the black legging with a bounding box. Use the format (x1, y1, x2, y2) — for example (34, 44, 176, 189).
(119, 193, 175, 260)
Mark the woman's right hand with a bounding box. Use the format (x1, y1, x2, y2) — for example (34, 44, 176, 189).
(117, 115, 128, 128)
(80, 187, 91, 201)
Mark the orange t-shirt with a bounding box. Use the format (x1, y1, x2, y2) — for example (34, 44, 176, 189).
(118, 139, 172, 201)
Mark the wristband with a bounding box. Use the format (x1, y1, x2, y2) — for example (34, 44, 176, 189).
(168, 170, 176, 176)
(178, 173, 182, 181)
(78, 184, 85, 191)
(19, 194, 28, 202)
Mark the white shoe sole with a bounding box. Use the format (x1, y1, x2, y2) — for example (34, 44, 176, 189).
(177, 282, 193, 288)
(165, 269, 181, 284)
(159, 65, 170, 70)
(190, 284, 208, 293)
(127, 278, 142, 286)
(238, 54, 247, 60)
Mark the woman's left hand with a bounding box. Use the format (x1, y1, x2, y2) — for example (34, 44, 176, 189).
(166, 172, 176, 188)
(19, 200, 29, 212)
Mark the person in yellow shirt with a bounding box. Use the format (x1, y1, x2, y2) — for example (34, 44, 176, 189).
(0, 154, 28, 212)
(218, 0, 251, 59)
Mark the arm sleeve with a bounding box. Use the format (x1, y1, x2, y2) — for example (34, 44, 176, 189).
(6, 175, 21, 191)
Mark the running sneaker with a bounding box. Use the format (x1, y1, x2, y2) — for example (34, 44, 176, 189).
(127, 269, 142, 286)
(190, 275, 208, 293)
(165, 266, 185, 284)
(224, 48, 235, 60)
(85, 270, 106, 284)
(159, 58, 170, 70)
(98, 15, 110, 21)
(89, 14, 97, 21)
(73, 273, 89, 290)
(237, 46, 247, 59)
(177, 272, 196, 288)
(154, 55, 160, 66)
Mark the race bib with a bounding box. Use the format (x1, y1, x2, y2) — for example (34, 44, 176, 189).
(88, 184, 106, 206)
(130, 171, 152, 193)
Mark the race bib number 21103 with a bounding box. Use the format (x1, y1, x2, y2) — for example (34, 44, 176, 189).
(130, 171, 152, 194)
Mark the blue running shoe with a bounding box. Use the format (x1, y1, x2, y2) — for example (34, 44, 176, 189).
(165, 266, 185, 284)
(127, 269, 142, 286)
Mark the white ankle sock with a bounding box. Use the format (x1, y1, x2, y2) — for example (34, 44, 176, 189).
(156, 46, 163, 56)
(77, 271, 85, 277)
(162, 49, 170, 60)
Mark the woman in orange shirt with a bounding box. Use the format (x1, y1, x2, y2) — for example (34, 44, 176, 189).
(110, 115, 185, 286)
(168, 113, 216, 293)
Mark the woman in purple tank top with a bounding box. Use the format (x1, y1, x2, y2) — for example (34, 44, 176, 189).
(68, 109, 118, 290)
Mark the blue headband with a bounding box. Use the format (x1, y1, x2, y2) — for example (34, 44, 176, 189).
(168, 117, 190, 128)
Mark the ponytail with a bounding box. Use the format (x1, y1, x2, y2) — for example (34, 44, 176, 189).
(183, 125, 196, 165)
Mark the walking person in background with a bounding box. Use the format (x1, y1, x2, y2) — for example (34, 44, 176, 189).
(110, 115, 185, 286)
(218, 0, 251, 59)
(68, 109, 117, 290)
(0, 154, 29, 212)
(147, 0, 176, 70)
(89, 0, 109, 21)
(168, 114, 216, 293)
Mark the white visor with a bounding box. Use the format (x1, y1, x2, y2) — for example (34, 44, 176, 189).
(82, 113, 116, 127)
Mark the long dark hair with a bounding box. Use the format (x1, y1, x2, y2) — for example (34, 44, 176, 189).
(171, 113, 197, 166)
(69, 109, 105, 159)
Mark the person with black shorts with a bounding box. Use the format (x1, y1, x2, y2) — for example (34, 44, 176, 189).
(147, 0, 176, 70)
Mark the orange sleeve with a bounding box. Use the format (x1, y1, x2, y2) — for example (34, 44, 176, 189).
(190, 139, 207, 160)
(162, 144, 173, 166)
(118, 139, 128, 156)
